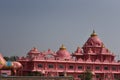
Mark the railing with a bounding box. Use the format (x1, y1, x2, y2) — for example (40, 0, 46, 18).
(0, 76, 73, 80)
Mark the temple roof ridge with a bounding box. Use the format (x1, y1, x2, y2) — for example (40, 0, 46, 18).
(75, 46, 82, 53)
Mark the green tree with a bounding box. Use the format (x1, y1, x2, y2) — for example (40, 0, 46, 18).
(3, 56, 10, 61)
(4, 56, 19, 61)
(79, 70, 93, 80)
(84, 70, 93, 80)
(10, 56, 19, 61)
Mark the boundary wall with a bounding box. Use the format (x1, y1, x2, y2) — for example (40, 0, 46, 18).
(0, 76, 73, 80)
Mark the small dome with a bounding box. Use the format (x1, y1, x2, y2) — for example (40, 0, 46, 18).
(75, 46, 82, 53)
(28, 47, 40, 55)
(56, 45, 71, 59)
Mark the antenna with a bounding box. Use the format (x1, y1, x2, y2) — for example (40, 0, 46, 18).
(91, 24, 95, 31)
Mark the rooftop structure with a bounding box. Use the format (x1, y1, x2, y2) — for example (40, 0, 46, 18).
(16, 31, 120, 80)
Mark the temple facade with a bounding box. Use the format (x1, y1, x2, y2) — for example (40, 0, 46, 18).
(18, 31, 120, 80)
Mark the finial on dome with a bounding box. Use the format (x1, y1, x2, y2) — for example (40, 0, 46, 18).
(91, 30, 97, 37)
(60, 44, 66, 50)
(102, 44, 105, 48)
(77, 46, 80, 49)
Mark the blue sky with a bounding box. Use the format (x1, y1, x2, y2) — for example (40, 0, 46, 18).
(0, 0, 120, 59)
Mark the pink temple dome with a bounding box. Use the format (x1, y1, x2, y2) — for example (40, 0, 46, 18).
(27, 47, 40, 55)
(83, 30, 104, 47)
(56, 44, 71, 59)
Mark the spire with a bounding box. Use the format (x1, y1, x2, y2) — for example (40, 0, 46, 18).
(59, 44, 66, 50)
(90, 30, 97, 37)
(75, 46, 82, 53)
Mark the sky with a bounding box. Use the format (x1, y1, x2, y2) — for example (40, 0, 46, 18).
(0, 0, 120, 60)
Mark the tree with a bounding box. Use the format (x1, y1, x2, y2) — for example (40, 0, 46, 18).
(79, 70, 93, 80)
(84, 70, 93, 80)
(3, 56, 10, 61)
(4, 56, 19, 61)
(10, 56, 19, 61)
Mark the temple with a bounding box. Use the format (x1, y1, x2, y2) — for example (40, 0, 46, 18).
(10, 31, 120, 80)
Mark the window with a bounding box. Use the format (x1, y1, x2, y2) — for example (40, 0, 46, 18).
(104, 66, 108, 70)
(119, 66, 120, 70)
(78, 75, 81, 78)
(95, 66, 100, 70)
(59, 72, 64, 76)
(69, 65, 74, 69)
(114, 74, 118, 79)
(112, 66, 116, 70)
(22, 65, 25, 68)
(48, 64, 54, 68)
(96, 74, 100, 78)
(38, 64, 43, 68)
(59, 65, 64, 69)
(86, 66, 91, 70)
(78, 66, 82, 70)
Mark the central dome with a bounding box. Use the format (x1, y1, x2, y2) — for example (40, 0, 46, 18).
(83, 31, 104, 47)
(56, 44, 71, 60)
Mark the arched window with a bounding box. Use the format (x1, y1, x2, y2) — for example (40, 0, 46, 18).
(59, 65, 64, 69)
(78, 66, 83, 70)
(38, 64, 43, 68)
(69, 65, 74, 69)
(48, 64, 54, 68)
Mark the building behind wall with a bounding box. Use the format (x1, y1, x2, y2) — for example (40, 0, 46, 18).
(0, 70, 11, 76)
(18, 31, 120, 80)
